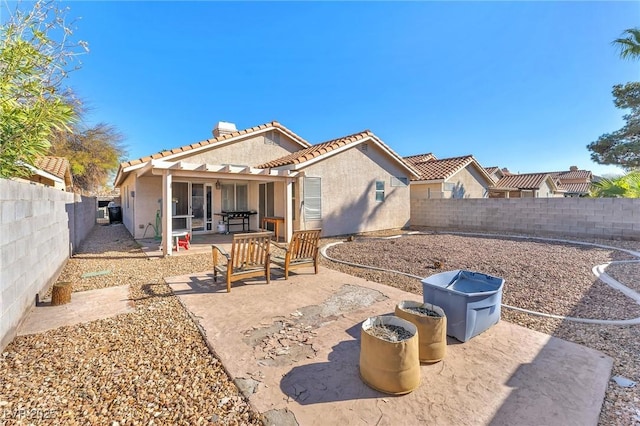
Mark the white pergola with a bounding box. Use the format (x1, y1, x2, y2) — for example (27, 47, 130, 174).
(136, 159, 301, 256)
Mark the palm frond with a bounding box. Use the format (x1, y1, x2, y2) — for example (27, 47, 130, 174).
(613, 28, 640, 60)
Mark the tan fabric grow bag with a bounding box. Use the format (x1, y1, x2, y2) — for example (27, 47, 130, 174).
(359, 316, 420, 395)
(395, 300, 447, 363)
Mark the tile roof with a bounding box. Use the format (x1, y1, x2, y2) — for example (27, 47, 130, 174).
(119, 121, 310, 169)
(404, 153, 436, 164)
(494, 173, 556, 190)
(406, 155, 477, 181)
(548, 169, 593, 180)
(34, 156, 70, 180)
(256, 130, 374, 168)
(561, 182, 593, 194)
(484, 166, 501, 175)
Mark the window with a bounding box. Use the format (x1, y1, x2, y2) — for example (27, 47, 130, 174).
(221, 183, 248, 211)
(303, 177, 321, 221)
(291, 181, 296, 221)
(375, 181, 385, 202)
(390, 176, 408, 187)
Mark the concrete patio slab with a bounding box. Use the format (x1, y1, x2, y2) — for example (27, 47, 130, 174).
(17, 285, 134, 336)
(166, 267, 613, 426)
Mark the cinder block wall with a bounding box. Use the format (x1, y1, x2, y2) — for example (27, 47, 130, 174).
(0, 180, 96, 351)
(410, 198, 640, 240)
(70, 194, 98, 253)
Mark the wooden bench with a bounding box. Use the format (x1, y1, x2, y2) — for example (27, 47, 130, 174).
(271, 229, 321, 280)
(212, 232, 272, 292)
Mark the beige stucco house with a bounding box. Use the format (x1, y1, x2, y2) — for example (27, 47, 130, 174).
(21, 156, 73, 191)
(404, 154, 495, 199)
(484, 166, 508, 183)
(489, 173, 565, 198)
(548, 166, 594, 197)
(114, 121, 418, 255)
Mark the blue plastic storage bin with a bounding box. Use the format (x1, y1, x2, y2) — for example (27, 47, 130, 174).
(421, 270, 504, 342)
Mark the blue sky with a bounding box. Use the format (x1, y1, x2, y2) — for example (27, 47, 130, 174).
(12, 1, 640, 176)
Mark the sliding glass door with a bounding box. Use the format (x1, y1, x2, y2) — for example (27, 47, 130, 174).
(172, 182, 213, 233)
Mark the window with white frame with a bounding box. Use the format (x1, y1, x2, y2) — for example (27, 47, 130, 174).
(375, 180, 385, 202)
(221, 183, 248, 211)
(291, 181, 296, 221)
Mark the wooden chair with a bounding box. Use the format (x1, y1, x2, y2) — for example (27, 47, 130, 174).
(212, 232, 272, 292)
(271, 229, 322, 280)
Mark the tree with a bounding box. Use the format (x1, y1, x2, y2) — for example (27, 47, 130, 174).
(587, 83, 640, 170)
(590, 171, 640, 198)
(613, 28, 640, 60)
(587, 28, 640, 170)
(0, 0, 88, 178)
(49, 122, 125, 192)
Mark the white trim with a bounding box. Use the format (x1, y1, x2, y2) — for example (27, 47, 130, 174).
(129, 160, 299, 183)
(25, 165, 64, 184)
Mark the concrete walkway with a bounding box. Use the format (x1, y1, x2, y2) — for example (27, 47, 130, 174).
(17, 285, 134, 336)
(166, 266, 612, 426)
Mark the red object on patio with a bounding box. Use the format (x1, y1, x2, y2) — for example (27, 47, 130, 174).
(177, 233, 190, 250)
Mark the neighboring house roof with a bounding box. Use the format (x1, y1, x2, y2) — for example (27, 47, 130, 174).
(404, 155, 495, 185)
(484, 166, 502, 176)
(483, 166, 505, 183)
(549, 169, 593, 180)
(32, 156, 73, 188)
(257, 129, 420, 178)
(559, 182, 593, 194)
(119, 121, 311, 169)
(524, 167, 593, 195)
(501, 168, 513, 176)
(35, 156, 71, 180)
(404, 153, 436, 164)
(493, 173, 563, 191)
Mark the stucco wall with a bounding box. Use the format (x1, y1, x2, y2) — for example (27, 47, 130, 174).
(301, 144, 411, 236)
(450, 167, 490, 198)
(131, 175, 162, 239)
(410, 197, 640, 240)
(537, 180, 557, 198)
(178, 133, 302, 166)
(411, 166, 489, 200)
(411, 183, 443, 200)
(0, 180, 96, 351)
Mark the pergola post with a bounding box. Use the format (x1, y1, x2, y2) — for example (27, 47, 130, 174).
(162, 170, 173, 256)
(285, 179, 294, 242)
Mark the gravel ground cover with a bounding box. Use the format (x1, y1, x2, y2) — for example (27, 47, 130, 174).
(321, 230, 640, 425)
(2, 224, 639, 425)
(1, 224, 261, 425)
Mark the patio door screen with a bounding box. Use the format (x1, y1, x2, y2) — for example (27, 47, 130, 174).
(191, 183, 205, 232)
(172, 182, 213, 233)
(259, 182, 275, 227)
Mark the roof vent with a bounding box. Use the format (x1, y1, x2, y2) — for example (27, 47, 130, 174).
(213, 121, 237, 138)
(569, 165, 578, 171)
